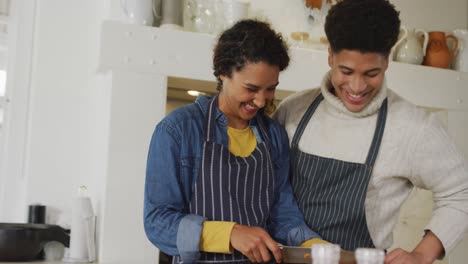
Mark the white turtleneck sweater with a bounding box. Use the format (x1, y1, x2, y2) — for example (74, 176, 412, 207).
(274, 72, 468, 254)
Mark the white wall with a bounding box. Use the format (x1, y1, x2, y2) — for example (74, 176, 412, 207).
(0, 0, 36, 222)
(0, 0, 111, 233)
(24, 0, 109, 221)
(392, 0, 467, 31)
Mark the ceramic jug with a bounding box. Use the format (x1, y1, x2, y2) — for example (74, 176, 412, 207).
(121, 0, 160, 26)
(395, 27, 428, 65)
(422, 31, 458, 69)
(390, 27, 408, 61)
(453, 29, 468, 72)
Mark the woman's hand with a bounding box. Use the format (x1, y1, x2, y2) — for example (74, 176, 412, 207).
(230, 224, 282, 263)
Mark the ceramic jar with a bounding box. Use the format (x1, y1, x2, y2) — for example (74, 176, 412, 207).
(422, 31, 458, 69)
(453, 29, 468, 72)
(395, 27, 429, 65)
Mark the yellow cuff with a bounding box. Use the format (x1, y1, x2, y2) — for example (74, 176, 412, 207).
(199, 221, 236, 253)
(300, 238, 331, 247)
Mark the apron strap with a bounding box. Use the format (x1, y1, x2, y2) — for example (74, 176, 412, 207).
(291, 93, 388, 167)
(203, 95, 218, 142)
(365, 98, 388, 167)
(255, 114, 272, 151)
(291, 94, 324, 147)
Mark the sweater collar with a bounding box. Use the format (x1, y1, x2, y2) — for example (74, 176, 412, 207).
(320, 71, 388, 118)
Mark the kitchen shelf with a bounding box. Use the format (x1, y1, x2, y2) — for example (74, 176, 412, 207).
(99, 20, 468, 111)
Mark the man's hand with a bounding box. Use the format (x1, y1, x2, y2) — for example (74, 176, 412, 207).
(385, 230, 444, 264)
(385, 248, 429, 264)
(230, 224, 282, 263)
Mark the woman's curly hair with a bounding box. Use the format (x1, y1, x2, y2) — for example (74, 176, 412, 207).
(325, 0, 401, 56)
(212, 19, 289, 91)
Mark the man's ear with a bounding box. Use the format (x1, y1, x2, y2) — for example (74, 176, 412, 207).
(328, 47, 333, 67)
(383, 54, 390, 70)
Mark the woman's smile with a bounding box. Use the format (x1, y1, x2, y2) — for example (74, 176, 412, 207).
(242, 102, 259, 114)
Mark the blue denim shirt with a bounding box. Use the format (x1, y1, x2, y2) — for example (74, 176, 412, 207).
(144, 95, 320, 263)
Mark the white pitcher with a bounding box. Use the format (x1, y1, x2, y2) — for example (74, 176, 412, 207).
(390, 26, 408, 61)
(121, 0, 159, 26)
(395, 27, 429, 65)
(453, 29, 468, 72)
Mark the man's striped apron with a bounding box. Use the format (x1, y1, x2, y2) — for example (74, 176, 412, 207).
(290, 93, 387, 251)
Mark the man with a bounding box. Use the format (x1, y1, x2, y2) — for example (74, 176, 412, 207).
(273, 0, 468, 263)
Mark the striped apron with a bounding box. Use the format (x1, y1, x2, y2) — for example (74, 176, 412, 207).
(290, 93, 387, 251)
(173, 96, 275, 263)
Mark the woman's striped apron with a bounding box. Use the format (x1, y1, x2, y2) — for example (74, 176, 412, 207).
(174, 96, 275, 263)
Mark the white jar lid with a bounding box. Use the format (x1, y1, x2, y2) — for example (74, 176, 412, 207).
(355, 248, 385, 263)
(311, 244, 341, 263)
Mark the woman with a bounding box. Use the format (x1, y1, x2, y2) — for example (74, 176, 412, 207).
(144, 20, 323, 264)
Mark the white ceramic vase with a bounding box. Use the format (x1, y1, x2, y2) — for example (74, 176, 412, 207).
(395, 27, 429, 65)
(453, 29, 468, 72)
(390, 26, 408, 61)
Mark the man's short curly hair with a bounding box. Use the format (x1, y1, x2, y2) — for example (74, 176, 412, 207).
(325, 0, 401, 56)
(213, 19, 289, 90)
